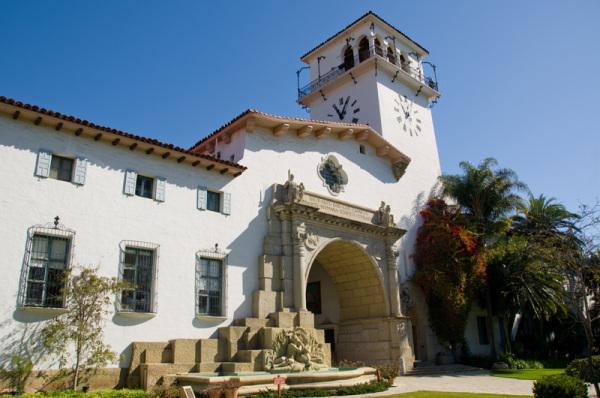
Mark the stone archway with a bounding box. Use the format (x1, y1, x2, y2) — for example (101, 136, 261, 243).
(252, 176, 417, 370)
(305, 239, 390, 363)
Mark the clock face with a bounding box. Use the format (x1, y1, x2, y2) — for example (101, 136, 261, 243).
(394, 95, 422, 136)
(327, 95, 360, 123)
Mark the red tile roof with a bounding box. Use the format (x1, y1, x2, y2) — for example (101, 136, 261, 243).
(188, 109, 373, 151)
(0, 95, 246, 172)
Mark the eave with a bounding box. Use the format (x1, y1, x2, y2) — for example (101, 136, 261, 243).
(0, 96, 246, 177)
(190, 110, 411, 181)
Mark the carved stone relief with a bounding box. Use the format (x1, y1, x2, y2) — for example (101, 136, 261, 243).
(263, 327, 328, 372)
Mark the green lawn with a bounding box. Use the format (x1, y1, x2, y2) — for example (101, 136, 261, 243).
(490, 368, 564, 380)
(380, 393, 531, 398)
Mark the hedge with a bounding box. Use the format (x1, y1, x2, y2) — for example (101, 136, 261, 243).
(533, 374, 588, 398)
(20, 390, 155, 398)
(566, 356, 600, 384)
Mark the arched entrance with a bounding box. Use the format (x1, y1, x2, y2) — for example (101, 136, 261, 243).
(305, 240, 390, 364)
(253, 177, 416, 370)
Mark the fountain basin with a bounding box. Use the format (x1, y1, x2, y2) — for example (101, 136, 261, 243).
(177, 367, 378, 396)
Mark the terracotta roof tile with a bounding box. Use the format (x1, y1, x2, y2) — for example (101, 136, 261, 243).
(188, 109, 372, 151)
(0, 95, 245, 171)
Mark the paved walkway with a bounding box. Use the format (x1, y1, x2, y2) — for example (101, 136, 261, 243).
(334, 370, 598, 397)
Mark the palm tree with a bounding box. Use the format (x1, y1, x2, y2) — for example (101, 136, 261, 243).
(513, 193, 578, 237)
(439, 157, 527, 357)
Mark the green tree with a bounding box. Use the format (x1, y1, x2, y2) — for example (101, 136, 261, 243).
(41, 266, 123, 390)
(487, 194, 576, 351)
(560, 203, 600, 396)
(439, 157, 527, 357)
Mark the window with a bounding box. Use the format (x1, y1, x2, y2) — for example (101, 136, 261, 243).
(386, 47, 396, 65)
(119, 247, 155, 313)
(343, 46, 355, 71)
(207, 191, 221, 212)
(35, 151, 88, 185)
(197, 258, 223, 316)
(374, 38, 383, 57)
(49, 156, 74, 182)
(359, 144, 366, 154)
(25, 235, 70, 308)
(123, 171, 166, 202)
(135, 175, 154, 199)
(358, 37, 370, 62)
(229, 154, 235, 162)
(216, 151, 221, 159)
(477, 316, 490, 345)
(197, 187, 231, 215)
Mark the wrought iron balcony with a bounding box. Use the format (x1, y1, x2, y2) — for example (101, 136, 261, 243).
(298, 47, 438, 99)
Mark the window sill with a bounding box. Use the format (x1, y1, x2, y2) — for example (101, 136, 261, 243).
(115, 311, 157, 319)
(19, 306, 68, 315)
(195, 314, 228, 322)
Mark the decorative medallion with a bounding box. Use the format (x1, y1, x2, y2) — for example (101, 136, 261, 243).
(317, 155, 348, 195)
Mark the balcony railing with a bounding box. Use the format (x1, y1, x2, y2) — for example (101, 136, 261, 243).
(298, 47, 438, 99)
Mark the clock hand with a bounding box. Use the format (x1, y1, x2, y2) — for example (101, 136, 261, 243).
(341, 96, 350, 117)
(332, 104, 343, 119)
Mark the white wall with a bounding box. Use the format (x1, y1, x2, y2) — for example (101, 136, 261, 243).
(0, 115, 257, 369)
(464, 306, 504, 357)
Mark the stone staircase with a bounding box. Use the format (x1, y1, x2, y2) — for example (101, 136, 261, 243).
(125, 311, 331, 390)
(404, 361, 483, 377)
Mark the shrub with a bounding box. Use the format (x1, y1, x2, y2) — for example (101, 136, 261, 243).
(375, 363, 400, 383)
(20, 389, 156, 398)
(247, 380, 389, 397)
(566, 356, 600, 384)
(0, 354, 34, 395)
(499, 352, 545, 369)
(533, 374, 588, 398)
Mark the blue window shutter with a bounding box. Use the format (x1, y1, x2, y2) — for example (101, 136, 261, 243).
(197, 186, 207, 210)
(124, 170, 137, 195)
(35, 150, 52, 178)
(72, 158, 88, 185)
(222, 192, 231, 215)
(155, 177, 166, 202)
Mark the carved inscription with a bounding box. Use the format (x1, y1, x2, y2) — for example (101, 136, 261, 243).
(301, 193, 375, 224)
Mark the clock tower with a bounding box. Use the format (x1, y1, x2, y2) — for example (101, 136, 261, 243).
(297, 11, 442, 174)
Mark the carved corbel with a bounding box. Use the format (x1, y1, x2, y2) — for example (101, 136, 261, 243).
(392, 160, 409, 180)
(273, 123, 290, 137)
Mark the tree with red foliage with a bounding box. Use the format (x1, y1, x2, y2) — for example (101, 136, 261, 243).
(414, 198, 486, 356)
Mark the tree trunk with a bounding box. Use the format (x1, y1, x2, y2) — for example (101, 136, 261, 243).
(73, 345, 81, 390)
(485, 287, 497, 358)
(503, 314, 512, 353)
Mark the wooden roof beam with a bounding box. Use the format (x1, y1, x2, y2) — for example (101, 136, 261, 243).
(273, 123, 289, 137)
(315, 127, 331, 139)
(297, 125, 313, 138)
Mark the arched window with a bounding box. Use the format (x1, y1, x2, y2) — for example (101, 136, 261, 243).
(343, 46, 354, 71)
(387, 47, 396, 65)
(374, 38, 383, 57)
(358, 37, 370, 62)
(400, 54, 409, 72)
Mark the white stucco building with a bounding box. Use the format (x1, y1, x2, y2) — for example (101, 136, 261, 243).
(0, 12, 494, 387)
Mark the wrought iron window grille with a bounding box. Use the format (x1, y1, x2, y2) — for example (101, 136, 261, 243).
(195, 246, 228, 318)
(117, 240, 160, 314)
(18, 222, 76, 309)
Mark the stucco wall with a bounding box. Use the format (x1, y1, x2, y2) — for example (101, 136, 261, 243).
(0, 115, 258, 370)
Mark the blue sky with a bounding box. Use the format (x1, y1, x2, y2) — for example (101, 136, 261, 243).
(1, 1, 598, 211)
